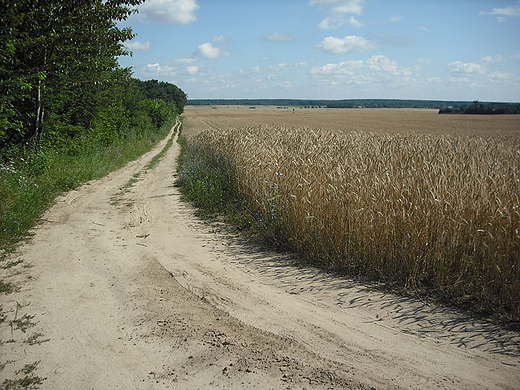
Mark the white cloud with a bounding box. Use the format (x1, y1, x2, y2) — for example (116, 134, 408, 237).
(138, 0, 199, 24)
(310, 60, 364, 75)
(124, 41, 152, 51)
(310, 55, 411, 77)
(387, 15, 401, 23)
(315, 35, 376, 53)
(479, 1, 520, 17)
(212, 35, 231, 44)
(310, 0, 363, 14)
(262, 32, 295, 42)
(317, 15, 344, 29)
(481, 55, 504, 63)
(275, 81, 293, 90)
(193, 42, 228, 59)
(172, 57, 198, 65)
(488, 72, 514, 82)
(142, 63, 178, 78)
(447, 61, 486, 75)
(273, 62, 309, 70)
(419, 26, 430, 32)
(311, 0, 364, 29)
(347, 16, 364, 27)
(318, 15, 364, 29)
(185, 65, 199, 75)
(365, 55, 398, 72)
(513, 52, 520, 62)
(427, 77, 443, 84)
(418, 58, 433, 64)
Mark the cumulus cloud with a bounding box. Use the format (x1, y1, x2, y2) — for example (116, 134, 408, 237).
(318, 15, 364, 29)
(272, 62, 309, 70)
(365, 55, 398, 72)
(172, 57, 198, 65)
(310, 0, 363, 15)
(310, 0, 364, 29)
(138, 0, 199, 24)
(142, 63, 178, 78)
(185, 65, 199, 75)
(488, 72, 514, 82)
(365, 31, 415, 48)
(479, 1, 520, 17)
(315, 35, 376, 53)
(212, 35, 232, 44)
(427, 77, 443, 83)
(387, 15, 401, 23)
(124, 41, 153, 51)
(310, 55, 411, 77)
(237, 62, 308, 76)
(447, 61, 486, 75)
(193, 42, 228, 59)
(310, 60, 364, 75)
(262, 32, 295, 42)
(481, 55, 504, 63)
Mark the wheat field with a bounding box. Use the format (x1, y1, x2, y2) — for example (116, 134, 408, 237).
(180, 106, 520, 321)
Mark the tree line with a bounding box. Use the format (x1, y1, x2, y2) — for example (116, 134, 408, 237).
(438, 100, 520, 115)
(1, 0, 186, 157)
(189, 98, 519, 111)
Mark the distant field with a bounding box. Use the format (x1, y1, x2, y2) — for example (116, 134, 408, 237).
(184, 105, 520, 138)
(180, 106, 520, 322)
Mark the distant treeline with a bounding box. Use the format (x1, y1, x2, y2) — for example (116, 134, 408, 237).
(189, 98, 520, 111)
(438, 100, 520, 115)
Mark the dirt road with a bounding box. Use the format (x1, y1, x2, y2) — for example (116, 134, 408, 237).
(1, 122, 519, 389)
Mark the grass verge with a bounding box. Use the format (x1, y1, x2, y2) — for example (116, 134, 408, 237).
(0, 119, 175, 255)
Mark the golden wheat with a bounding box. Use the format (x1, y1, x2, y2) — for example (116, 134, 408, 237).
(184, 121, 520, 319)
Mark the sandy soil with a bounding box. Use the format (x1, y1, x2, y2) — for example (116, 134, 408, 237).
(1, 121, 519, 389)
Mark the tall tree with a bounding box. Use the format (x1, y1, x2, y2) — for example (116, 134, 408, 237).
(0, 0, 142, 147)
(133, 79, 188, 114)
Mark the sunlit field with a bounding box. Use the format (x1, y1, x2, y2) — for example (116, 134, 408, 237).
(184, 105, 520, 137)
(179, 106, 520, 321)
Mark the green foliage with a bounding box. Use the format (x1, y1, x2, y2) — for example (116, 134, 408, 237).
(189, 98, 520, 111)
(0, 361, 46, 390)
(0, 118, 173, 250)
(0, 0, 143, 147)
(133, 79, 187, 114)
(175, 138, 233, 219)
(0, 1, 187, 251)
(138, 99, 175, 129)
(439, 100, 520, 115)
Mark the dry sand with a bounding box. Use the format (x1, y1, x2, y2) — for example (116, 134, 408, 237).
(1, 119, 519, 389)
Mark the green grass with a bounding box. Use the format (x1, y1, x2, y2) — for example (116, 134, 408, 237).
(175, 136, 239, 221)
(0, 120, 175, 255)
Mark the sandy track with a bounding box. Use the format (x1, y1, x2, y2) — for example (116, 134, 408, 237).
(1, 121, 519, 389)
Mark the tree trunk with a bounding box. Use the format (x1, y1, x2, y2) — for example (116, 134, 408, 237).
(34, 80, 44, 143)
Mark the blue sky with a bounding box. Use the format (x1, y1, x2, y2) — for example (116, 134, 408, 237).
(119, 0, 520, 101)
